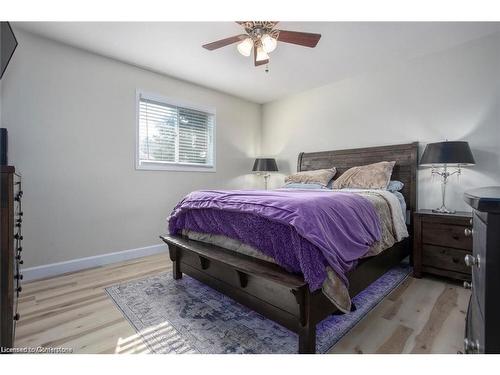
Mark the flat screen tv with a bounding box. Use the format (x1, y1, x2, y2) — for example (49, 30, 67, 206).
(0, 22, 18, 80)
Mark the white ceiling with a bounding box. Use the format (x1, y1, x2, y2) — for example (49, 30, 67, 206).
(14, 22, 500, 103)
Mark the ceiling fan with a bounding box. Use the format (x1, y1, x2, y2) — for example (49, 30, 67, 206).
(202, 22, 321, 70)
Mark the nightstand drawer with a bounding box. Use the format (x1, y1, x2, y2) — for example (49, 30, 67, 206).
(422, 244, 471, 274)
(422, 222, 472, 250)
(413, 210, 473, 282)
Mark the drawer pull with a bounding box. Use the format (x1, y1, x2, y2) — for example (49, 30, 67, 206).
(236, 271, 248, 288)
(463, 281, 472, 289)
(13, 313, 20, 321)
(464, 338, 480, 353)
(198, 256, 210, 270)
(464, 228, 473, 237)
(464, 254, 480, 268)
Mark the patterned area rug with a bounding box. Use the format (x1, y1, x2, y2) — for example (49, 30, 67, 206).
(106, 263, 410, 354)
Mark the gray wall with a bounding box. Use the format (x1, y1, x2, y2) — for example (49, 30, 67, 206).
(262, 32, 500, 212)
(2, 30, 262, 268)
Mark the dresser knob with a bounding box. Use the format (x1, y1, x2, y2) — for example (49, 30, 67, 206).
(469, 218, 473, 225)
(464, 338, 480, 353)
(13, 313, 20, 321)
(464, 228, 473, 237)
(16, 273, 24, 280)
(17, 286, 22, 293)
(463, 281, 472, 289)
(464, 254, 480, 268)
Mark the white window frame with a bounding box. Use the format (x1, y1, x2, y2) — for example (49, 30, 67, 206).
(135, 90, 216, 172)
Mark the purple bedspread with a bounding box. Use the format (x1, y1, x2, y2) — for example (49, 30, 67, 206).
(168, 189, 381, 290)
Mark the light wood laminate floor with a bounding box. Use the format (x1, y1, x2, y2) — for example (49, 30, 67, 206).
(15, 253, 470, 354)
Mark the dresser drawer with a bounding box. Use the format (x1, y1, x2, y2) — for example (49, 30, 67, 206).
(422, 245, 471, 275)
(465, 294, 485, 353)
(422, 222, 472, 250)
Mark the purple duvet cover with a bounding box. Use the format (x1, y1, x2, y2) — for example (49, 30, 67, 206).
(168, 189, 381, 290)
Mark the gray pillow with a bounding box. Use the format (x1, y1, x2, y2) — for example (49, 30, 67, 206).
(285, 168, 337, 187)
(387, 180, 404, 192)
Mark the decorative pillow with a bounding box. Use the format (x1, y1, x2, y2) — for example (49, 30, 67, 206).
(333, 161, 396, 190)
(283, 183, 327, 190)
(387, 180, 404, 192)
(284, 168, 337, 187)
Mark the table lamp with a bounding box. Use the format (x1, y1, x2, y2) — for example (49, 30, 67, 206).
(420, 141, 475, 214)
(252, 158, 278, 190)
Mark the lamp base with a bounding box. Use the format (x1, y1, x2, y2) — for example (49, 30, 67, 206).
(432, 206, 456, 214)
(263, 174, 270, 190)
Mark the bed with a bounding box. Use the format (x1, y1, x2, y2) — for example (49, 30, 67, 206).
(160, 142, 418, 353)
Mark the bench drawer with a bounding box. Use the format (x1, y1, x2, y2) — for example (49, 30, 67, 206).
(178, 247, 301, 314)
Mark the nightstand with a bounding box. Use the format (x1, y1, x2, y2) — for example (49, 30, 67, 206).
(413, 209, 473, 281)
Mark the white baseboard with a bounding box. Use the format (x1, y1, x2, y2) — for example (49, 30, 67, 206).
(23, 243, 168, 282)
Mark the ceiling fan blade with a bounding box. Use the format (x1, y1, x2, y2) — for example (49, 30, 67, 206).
(277, 30, 321, 48)
(202, 34, 247, 50)
(253, 45, 269, 67)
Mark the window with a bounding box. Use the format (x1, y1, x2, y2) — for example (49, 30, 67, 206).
(136, 91, 216, 171)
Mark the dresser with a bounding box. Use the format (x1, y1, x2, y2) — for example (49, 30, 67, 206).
(0, 166, 23, 349)
(413, 210, 472, 281)
(463, 186, 500, 354)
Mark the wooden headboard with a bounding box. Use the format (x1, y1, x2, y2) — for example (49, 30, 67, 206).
(297, 142, 419, 216)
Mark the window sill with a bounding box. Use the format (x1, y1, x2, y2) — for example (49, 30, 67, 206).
(136, 162, 216, 173)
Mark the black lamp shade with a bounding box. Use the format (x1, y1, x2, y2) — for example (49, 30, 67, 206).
(252, 158, 278, 172)
(420, 141, 475, 166)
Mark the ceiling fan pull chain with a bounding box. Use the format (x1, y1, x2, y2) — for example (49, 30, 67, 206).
(265, 63, 269, 73)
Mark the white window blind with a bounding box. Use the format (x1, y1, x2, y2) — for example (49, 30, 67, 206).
(137, 92, 215, 171)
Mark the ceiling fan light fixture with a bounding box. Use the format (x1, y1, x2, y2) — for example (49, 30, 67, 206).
(261, 33, 277, 53)
(237, 37, 253, 57)
(202, 22, 321, 70)
(255, 45, 269, 62)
